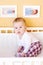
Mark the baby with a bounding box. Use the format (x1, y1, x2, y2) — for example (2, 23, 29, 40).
(13, 17, 42, 57)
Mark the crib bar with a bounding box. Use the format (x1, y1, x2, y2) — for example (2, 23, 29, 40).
(0, 27, 43, 33)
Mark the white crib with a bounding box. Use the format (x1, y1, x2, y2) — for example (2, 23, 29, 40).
(0, 27, 43, 57)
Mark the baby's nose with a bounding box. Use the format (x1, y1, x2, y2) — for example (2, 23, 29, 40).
(18, 28, 20, 30)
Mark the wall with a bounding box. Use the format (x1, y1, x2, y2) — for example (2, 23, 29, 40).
(0, 0, 43, 27)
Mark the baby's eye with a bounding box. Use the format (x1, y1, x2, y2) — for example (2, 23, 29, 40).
(20, 26, 22, 28)
(15, 27, 18, 29)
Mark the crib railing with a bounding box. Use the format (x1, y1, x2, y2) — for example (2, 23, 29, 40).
(27, 27, 43, 32)
(0, 27, 43, 33)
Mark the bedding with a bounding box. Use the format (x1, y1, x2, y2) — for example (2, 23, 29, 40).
(0, 32, 43, 57)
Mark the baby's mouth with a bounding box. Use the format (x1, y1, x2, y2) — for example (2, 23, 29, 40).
(18, 31, 20, 34)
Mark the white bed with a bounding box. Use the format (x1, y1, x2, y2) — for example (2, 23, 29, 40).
(0, 32, 43, 57)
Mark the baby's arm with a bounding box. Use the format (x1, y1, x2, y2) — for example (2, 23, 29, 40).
(17, 46, 23, 52)
(23, 38, 31, 53)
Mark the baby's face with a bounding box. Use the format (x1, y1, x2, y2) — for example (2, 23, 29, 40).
(14, 21, 26, 36)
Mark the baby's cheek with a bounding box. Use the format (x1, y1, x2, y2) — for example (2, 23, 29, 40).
(15, 30, 18, 33)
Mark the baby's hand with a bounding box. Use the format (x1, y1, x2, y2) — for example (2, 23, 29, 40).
(17, 46, 22, 52)
(21, 52, 26, 57)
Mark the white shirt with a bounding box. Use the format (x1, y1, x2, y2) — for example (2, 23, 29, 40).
(15, 32, 39, 53)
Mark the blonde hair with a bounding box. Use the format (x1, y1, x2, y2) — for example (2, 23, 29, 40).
(13, 17, 26, 24)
